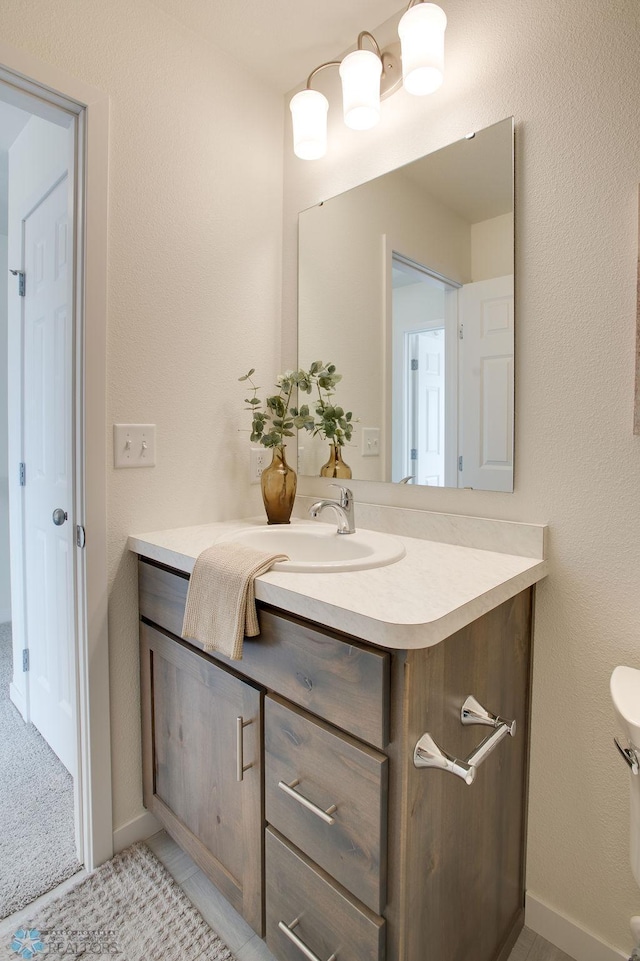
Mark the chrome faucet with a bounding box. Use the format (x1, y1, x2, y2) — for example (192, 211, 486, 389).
(308, 485, 355, 534)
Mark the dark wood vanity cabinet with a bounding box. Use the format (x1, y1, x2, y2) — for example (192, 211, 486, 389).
(138, 557, 533, 961)
(139, 622, 263, 933)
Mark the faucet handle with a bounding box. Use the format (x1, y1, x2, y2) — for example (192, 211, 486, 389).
(329, 484, 352, 508)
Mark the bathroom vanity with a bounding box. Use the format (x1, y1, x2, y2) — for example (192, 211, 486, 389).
(130, 515, 546, 961)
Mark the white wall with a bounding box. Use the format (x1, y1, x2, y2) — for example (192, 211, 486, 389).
(284, 0, 640, 955)
(0, 0, 284, 833)
(471, 212, 512, 281)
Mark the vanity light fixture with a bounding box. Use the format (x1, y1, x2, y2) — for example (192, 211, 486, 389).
(289, 0, 447, 160)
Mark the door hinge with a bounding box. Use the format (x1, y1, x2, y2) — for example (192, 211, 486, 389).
(458, 455, 464, 471)
(459, 325, 464, 340)
(410, 358, 419, 371)
(76, 525, 86, 549)
(22, 648, 29, 672)
(410, 449, 418, 461)
(10, 269, 25, 297)
(19, 462, 26, 486)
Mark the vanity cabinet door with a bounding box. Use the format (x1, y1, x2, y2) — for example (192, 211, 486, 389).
(140, 623, 263, 935)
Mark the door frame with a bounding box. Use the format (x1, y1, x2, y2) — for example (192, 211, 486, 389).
(0, 41, 112, 871)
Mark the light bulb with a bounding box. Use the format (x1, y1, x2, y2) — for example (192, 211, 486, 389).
(339, 49, 382, 131)
(290, 88, 329, 160)
(398, 2, 447, 96)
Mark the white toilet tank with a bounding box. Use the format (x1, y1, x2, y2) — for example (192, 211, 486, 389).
(611, 665, 640, 887)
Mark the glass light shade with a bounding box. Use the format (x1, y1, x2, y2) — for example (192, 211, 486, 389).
(398, 2, 447, 96)
(290, 89, 329, 160)
(339, 49, 382, 131)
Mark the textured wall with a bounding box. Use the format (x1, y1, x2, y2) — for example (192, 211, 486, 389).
(0, 0, 284, 830)
(283, 0, 640, 954)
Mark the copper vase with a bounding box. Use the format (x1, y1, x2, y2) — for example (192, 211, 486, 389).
(320, 443, 352, 479)
(261, 445, 297, 525)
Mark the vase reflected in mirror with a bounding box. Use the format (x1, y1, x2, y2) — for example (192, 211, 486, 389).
(320, 443, 352, 479)
(261, 445, 297, 524)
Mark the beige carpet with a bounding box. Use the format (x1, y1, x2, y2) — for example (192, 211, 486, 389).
(0, 623, 81, 919)
(2, 843, 235, 960)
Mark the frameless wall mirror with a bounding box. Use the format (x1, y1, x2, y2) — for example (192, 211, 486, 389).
(298, 116, 514, 492)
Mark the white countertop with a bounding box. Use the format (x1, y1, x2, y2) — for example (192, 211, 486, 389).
(128, 516, 547, 651)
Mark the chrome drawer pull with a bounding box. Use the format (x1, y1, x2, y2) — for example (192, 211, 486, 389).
(278, 918, 337, 961)
(278, 779, 337, 825)
(236, 716, 253, 782)
(413, 696, 516, 785)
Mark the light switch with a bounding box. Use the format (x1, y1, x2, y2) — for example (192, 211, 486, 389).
(361, 427, 381, 457)
(113, 424, 156, 468)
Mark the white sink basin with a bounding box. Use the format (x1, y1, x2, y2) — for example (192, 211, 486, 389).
(216, 523, 406, 573)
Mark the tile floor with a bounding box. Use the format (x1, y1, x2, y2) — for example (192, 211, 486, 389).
(145, 829, 575, 961)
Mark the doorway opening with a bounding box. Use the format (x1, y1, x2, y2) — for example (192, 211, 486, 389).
(391, 253, 459, 486)
(0, 82, 82, 919)
(0, 46, 111, 920)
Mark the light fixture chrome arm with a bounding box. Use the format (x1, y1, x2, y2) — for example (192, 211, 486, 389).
(357, 31, 382, 57)
(305, 60, 342, 89)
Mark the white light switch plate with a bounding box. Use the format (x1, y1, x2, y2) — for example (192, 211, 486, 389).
(113, 424, 156, 468)
(361, 427, 381, 457)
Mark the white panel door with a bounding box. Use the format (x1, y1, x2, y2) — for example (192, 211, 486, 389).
(23, 174, 76, 776)
(410, 329, 446, 485)
(458, 275, 514, 492)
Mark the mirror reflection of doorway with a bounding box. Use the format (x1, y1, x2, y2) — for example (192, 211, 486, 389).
(391, 253, 459, 486)
(391, 252, 514, 489)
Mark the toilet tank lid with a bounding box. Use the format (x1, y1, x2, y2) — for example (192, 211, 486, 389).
(611, 665, 640, 728)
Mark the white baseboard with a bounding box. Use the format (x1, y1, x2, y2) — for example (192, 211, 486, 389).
(9, 681, 27, 720)
(526, 893, 629, 961)
(0, 611, 12, 624)
(112, 810, 161, 854)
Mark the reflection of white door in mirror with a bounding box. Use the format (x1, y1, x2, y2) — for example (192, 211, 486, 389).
(458, 275, 514, 491)
(390, 254, 459, 486)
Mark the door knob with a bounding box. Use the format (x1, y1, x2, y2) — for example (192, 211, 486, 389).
(52, 508, 68, 526)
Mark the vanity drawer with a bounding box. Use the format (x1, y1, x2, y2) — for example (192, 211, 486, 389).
(265, 695, 387, 914)
(139, 559, 389, 748)
(139, 559, 189, 637)
(265, 827, 385, 961)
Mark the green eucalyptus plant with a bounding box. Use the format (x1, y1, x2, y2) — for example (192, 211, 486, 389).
(239, 361, 354, 450)
(239, 368, 312, 449)
(300, 361, 354, 447)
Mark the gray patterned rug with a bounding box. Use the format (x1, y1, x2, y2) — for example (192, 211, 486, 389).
(0, 623, 81, 919)
(1, 843, 235, 960)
